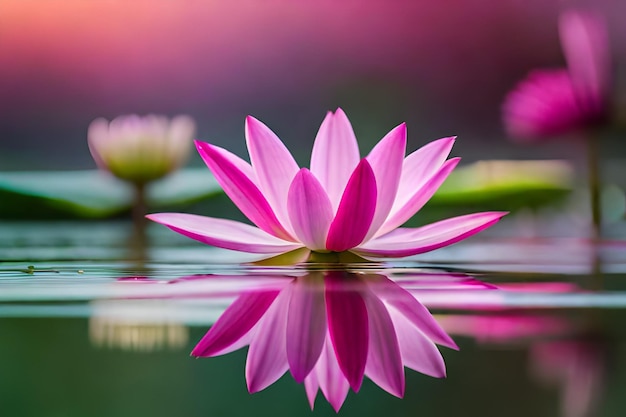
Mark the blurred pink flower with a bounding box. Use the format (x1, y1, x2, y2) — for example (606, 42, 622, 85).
(191, 271, 459, 411)
(148, 109, 505, 260)
(502, 10, 610, 140)
(88, 114, 196, 183)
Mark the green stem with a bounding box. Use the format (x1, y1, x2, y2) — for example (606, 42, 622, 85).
(130, 182, 148, 261)
(586, 134, 602, 241)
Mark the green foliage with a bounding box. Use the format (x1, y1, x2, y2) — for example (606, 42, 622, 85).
(0, 169, 221, 219)
(0, 160, 573, 220)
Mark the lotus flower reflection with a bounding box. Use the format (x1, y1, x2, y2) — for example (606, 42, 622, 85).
(148, 109, 506, 259)
(192, 271, 459, 411)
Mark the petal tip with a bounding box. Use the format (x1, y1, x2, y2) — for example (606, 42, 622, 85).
(194, 140, 212, 154)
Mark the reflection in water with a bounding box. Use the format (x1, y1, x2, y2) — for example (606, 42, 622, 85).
(83, 270, 609, 415)
(191, 270, 464, 411)
(89, 299, 189, 351)
(440, 313, 605, 417)
(530, 340, 604, 417)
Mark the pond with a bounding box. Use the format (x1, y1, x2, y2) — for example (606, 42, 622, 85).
(1, 221, 625, 417)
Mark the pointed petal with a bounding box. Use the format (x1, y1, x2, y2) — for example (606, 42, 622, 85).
(391, 309, 447, 378)
(246, 285, 292, 393)
(378, 157, 460, 236)
(325, 159, 377, 252)
(325, 272, 368, 392)
(304, 371, 319, 410)
(364, 123, 407, 240)
(559, 11, 609, 112)
(287, 169, 334, 250)
(363, 291, 405, 398)
(147, 213, 303, 254)
(191, 290, 280, 357)
(286, 276, 327, 382)
(245, 116, 300, 233)
(366, 275, 457, 349)
(316, 335, 351, 412)
(310, 109, 361, 210)
(195, 140, 293, 240)
(356, 212, 507, 257)
(392, 136, 456, 210)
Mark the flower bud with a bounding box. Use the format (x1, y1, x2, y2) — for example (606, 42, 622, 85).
(88, 114, 195, 183)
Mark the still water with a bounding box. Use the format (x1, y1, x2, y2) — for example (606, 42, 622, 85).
(1, 221, 626, 417)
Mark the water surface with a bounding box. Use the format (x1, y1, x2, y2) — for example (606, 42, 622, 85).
(1, 221, 626, 417)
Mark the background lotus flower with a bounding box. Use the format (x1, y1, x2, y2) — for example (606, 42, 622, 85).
(191, 271, 459, 412)
(88, 114, 196, 184)
(502, 10, 610, 140)
(148, 109, 505, 260)
(89, 114, 196, 247)
(502, 10, 610, 240)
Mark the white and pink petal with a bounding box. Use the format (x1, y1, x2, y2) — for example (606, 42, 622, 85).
(286, 275, 328, 382)
(377, 158, 460, 237)
(364, 123, 407, 240)
(146, 213, 303, 254)
(245, 116, 300, 234)
(195, 141, 294, 240)
(246, 284, 292, 393)
(355, 212, 507, 258)
(287, 169, 334, 250)
(310, 109, 361, 210)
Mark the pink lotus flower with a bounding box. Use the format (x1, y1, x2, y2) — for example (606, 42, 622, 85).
(147, 109, 505, 259)
(502, 10, 610, 140)
(191, 271, 460, 411)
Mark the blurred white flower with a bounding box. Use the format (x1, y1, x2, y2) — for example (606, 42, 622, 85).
(88, 114, 196, 183)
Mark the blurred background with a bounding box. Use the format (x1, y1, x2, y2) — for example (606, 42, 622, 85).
(1, 0, 624, 171)
(3, 3, 626, 417)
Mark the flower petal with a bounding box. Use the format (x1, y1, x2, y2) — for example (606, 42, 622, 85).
(355, 212, 507, 257)
(246, 284, 292, 393)
(390, 308, 447, 378)
(191, 289, 280, 357)
(325, 272, 368, 392)
(364, 123, 407, 240)
(363, 290, 405, 398)
(87, 118, 110, 170)
(195, 140, 293, 240)
(376, 158, 460, 237)
(559, 10, 609, 113)
(325, 159, 377, 252)
(286, 275, 327, 382)
(310, 109, 361, 210)
(316, 335, 351, 412)
(365, 274, 457, 349)
(502, 70, 587, 139)
(391, 136, 456, 213)
(245, 116, 300, 233)
(304, 369, 320, 410)
(287, 169, 334, 250)
(146, 213, 303, 253)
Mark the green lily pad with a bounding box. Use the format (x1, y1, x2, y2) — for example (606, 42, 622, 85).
(0, 168, 221, 219)
(431, 159, 573, 207)
(0, 160, 573, 220)
(410, 159, 574, 225)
